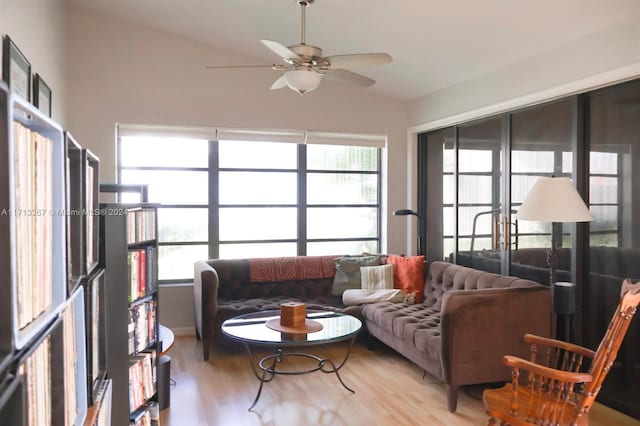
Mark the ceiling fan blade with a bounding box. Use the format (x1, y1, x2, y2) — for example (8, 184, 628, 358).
(270, 75, 288, 90)
(205, 64, 275, 69)
(324, 69, 375, 87)
(260, 40, 301, 61)
(324, 53, 392, 69)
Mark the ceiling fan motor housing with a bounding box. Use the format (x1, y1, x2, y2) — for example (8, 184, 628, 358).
(288, 44, 324, 64)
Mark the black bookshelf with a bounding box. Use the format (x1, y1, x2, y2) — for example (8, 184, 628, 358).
(16, 316, 62, 426)
(3, 91, 66, 352)
(0, 82, 107, 425)
(101, 203, 159, 425)
(65, 132, 84, 295)
(53, 286, 88, 426)
(0, 373, 23, 425)
(0, 82, 13, 382)
(83, 149, 100, 276)
(84, 268, 107, 406)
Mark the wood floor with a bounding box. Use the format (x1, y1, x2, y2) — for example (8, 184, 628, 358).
(160, 336, 640, 426)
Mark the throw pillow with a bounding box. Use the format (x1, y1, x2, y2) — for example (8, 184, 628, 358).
(360, 264, 394, 290)
(386, 255, 425, 303)
(342, 288, 406, 306)
(331, 255, 384, 296)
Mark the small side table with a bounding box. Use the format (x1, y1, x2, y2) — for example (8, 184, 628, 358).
(159, 325, 175, 410)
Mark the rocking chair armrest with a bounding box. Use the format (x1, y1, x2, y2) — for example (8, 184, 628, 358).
(523, 333, 596, 359)
(503, 355, 594, 384)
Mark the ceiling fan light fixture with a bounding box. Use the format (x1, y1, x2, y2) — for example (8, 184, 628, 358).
(284, 69, 322, 94)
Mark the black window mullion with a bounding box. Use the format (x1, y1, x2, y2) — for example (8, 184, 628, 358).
(376, 147, 382, 254)
(298, 144, 307, 256)
(121, 166, 209, 172)
(209, 140, 219, 259)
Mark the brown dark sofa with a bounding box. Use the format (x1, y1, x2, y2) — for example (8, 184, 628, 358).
(193, 256, 360, 361)
(361, 260, 550, 412)
(193, 256, 551, 412)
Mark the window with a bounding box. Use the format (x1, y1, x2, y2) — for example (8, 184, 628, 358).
(118, 128, 383, 284)
(119, 136, 209, 283)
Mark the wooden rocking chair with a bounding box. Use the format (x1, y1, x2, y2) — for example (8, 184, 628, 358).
(483, 278, 640, 426)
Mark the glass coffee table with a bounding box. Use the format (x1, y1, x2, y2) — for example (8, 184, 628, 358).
(221, 309, 362, 410)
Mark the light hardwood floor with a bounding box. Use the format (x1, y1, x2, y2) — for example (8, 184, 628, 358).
(160, 337, 640, 426)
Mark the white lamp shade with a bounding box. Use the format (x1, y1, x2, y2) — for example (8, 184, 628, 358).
(516, 177, 593, 222)
(284, 70, 322, 94)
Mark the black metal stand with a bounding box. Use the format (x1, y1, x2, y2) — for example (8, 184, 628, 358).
(242, 336, 357, 411)
(158, 355, 171, 409)
(547, 223, 577, 343)
(551, 281, 577, 343)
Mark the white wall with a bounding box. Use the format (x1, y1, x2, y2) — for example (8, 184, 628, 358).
(408, 17, 640, 129)
(65, 5, 408, 332)
(0, 0, 67, 124)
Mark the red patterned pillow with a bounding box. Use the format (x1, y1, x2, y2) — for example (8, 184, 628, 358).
(386, 255, 425, 303)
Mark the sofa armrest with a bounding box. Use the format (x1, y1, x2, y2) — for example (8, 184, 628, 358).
(194, 260, 220, 341)
(440, 286, 551, 386)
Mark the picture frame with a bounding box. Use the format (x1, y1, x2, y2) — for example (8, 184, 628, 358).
(33, 73, 52, 117)
(2, 35, 31, 101)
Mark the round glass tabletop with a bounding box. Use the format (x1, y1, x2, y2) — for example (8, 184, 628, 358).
(221, 310, 362, 347)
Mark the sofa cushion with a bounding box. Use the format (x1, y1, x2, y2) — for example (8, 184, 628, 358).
(217, 295, 342, 323)
(331, 255, 385, 296)
(386, 255, 425, 303)
(362, 302, 442, 361)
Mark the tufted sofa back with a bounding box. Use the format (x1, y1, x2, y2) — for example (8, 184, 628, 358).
(424, 261, 543, 310)
(207, 259, 335, 300)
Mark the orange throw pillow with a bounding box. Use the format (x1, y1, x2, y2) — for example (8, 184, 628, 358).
(386, 255, 425, 303)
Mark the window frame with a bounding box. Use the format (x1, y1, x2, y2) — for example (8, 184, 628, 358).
(117, 132, 383, 285)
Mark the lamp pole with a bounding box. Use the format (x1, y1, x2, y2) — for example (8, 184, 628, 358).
(393, 209, 424, 256)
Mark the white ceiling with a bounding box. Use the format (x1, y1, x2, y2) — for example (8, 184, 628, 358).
(68, 0, 640, 101)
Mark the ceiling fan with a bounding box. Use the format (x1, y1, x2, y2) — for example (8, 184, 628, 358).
(206, 0, 392, 95)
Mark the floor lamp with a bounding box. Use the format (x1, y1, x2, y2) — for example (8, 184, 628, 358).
(515, 177, 592, 341)
(393, 209, 424, 256)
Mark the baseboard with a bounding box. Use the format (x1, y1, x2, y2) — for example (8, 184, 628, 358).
(169, 327, 195, 337)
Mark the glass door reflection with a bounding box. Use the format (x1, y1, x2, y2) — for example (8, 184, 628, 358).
(456, 118, 503, 273)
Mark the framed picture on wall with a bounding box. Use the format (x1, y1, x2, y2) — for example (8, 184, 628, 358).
(2, 35, 31, 101)
(33, 73, 52, 117)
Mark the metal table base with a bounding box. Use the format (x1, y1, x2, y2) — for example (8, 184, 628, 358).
(242, 336, 357, 411)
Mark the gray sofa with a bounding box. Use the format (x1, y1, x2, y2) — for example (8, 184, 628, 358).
(193, 256, 551, 412)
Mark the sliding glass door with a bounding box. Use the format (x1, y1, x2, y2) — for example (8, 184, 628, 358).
(423, 100, 578, 280)
(456, 118, 504, 272)
(419, 77, 640, 419)
(584, 80, 640, 418)
(509, 99, 575, 284)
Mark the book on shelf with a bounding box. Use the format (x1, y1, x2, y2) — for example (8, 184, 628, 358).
(128, 350, 157, 415)
(14, 121, 54, 330)
(128, 310, 135, 355)
(62, 302, 78, 425)
(127, 208, 156, 244)
(21, 335, 52, 426)
(130, 300, 157, 355)
(85, 162, 95, 270)
(127, 249, 145, 302)
(94, 379, 112, 426)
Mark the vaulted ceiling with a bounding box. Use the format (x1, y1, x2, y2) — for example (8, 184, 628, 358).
(68, 0, 640, 101)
